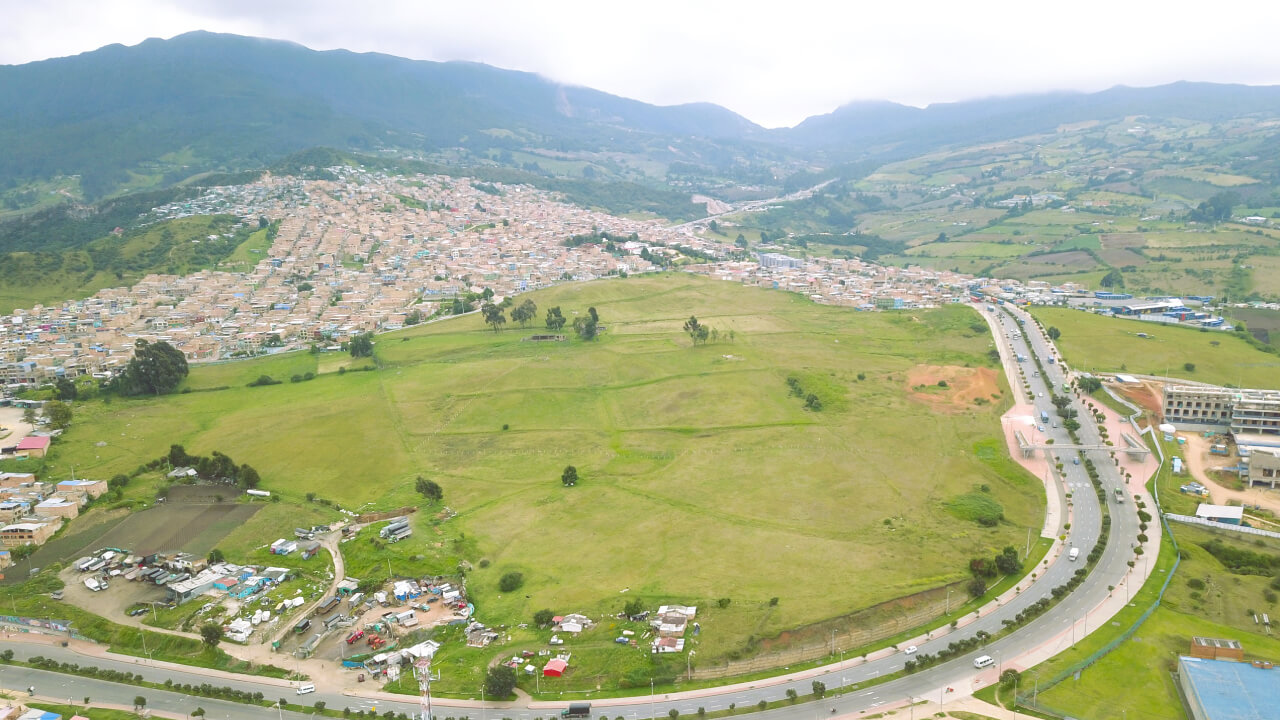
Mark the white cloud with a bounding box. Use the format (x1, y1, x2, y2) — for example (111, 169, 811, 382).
(3, 0, 1280, 128)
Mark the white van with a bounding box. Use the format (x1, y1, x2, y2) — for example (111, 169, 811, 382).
(1069, 547, 1080, 562)
(973, 655, 994, 669)
(296, 683, 316, 695)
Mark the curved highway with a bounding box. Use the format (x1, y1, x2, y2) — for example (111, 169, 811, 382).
(1, 303, 1149, 719)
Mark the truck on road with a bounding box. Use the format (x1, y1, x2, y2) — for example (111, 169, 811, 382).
(562, 704, 591, 718)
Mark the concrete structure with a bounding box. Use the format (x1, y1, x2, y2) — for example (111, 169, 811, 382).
(0, 520, 57, 547)
(1190, 637, 1245, 662)
(1245, 447, 1280, 489)
(55, 479, 107, 499)
(33, 497, 79, 519)
(1179, 655, 1280, 720)
(0, 473, 36, 488)
(14, 436, 50, 457)
(1163, 385, 1280, 436)
(1196, 504, 1245, 525)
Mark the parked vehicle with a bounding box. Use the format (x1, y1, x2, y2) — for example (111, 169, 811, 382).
(347, 630, 365, 644)
(315, 596, 341, 616)
(973, 655, 994, 669)
(562, 704, 592, 718)
(294, 619, 312, 634)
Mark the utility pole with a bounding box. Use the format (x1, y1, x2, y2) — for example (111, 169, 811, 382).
(650, 679, 655, 720)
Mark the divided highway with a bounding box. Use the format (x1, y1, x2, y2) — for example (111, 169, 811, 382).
(1, 303, 1150, 719)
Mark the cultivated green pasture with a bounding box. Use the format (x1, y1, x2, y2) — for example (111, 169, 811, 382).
(45, 274, 1042, 663)
(1031, 306, 1280, 388)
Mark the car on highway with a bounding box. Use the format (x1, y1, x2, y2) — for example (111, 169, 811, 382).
(904, 645, 917, 655)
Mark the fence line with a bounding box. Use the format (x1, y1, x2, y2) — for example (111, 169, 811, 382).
(1166, 514, 1280, 539)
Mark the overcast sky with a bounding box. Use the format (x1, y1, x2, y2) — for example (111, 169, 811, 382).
(5, 0, 1280, 128)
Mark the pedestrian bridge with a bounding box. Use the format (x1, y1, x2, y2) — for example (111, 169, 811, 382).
(1016, 430, 1151, 461)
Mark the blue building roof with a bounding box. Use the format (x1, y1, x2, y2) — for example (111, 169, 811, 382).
(1181, 656, 1280, 720)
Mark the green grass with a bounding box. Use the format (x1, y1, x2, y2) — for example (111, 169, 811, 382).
(944, 492, 1005, 525)
(220, 224, 274, 272)
(28, 703, 144, 720)
(42, 274, 1042, 673)
(1031, 306, 1280, 388)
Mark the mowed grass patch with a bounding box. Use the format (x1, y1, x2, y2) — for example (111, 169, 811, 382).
(1031, 306, 1280, 388)
(48, 274, 1042, 665)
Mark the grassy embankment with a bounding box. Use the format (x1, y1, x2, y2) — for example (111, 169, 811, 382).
(1031, 305, 1280, 389)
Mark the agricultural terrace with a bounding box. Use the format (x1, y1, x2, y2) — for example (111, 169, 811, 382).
(1030, 306, 1280, 389)
(44, 274, 1042, 663)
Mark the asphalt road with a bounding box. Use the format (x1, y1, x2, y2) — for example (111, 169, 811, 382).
(1, 304, 1149, 720)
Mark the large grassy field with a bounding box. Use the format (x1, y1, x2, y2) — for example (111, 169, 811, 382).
(43, 274, 1042, 666)
(1030, 306, 1280, 388)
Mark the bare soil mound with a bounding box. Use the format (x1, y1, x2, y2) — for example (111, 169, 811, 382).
(906, 364, 1001, 412)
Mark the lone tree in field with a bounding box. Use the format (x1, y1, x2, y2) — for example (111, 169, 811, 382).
(1047, 326, 1061, 340)
(545, 306, 566, 331)
(484, 665, 517, 699)
(482, 303, 507, 332)
(533, 608, 555, 627)
(46, 400, 73, 431)
(347, 332, 374, 358)
(573, 315, 597, 341)
(561, 465, 579, 487)
(415, 476, 443, 502)
(200, 622, 223, 648)
(113, 339, 189, 395)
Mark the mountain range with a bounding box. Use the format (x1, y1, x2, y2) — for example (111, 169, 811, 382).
(4, 31, 1280, 204)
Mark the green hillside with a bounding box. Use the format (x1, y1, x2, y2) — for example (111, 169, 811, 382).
(43, 274, 1041, 669)
(0, 214, 266, 313)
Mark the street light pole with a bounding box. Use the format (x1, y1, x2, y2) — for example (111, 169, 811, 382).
(650, 679, 655, 720)
(687, 651, 696, 680)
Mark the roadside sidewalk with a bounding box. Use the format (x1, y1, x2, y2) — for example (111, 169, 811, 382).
(3, 632, 297, 689)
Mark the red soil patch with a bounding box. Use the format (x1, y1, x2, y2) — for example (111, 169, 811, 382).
(906, 364, 1001, 413)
